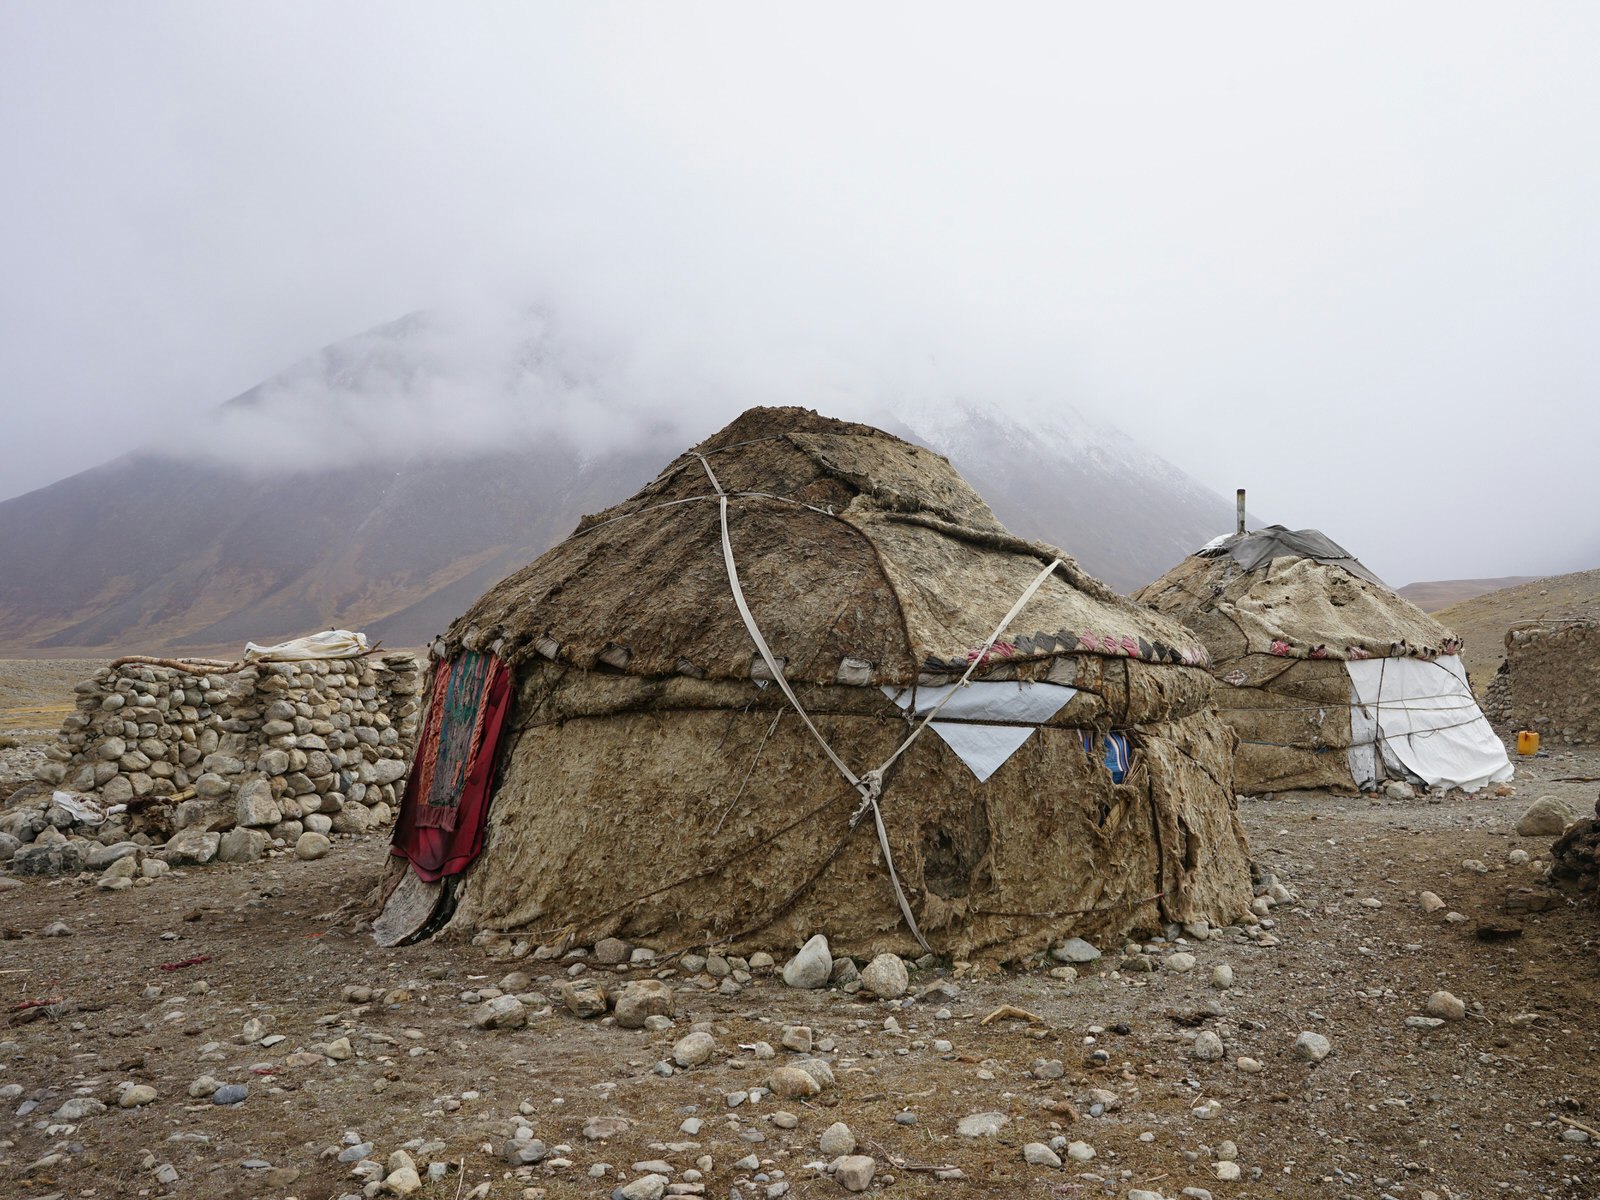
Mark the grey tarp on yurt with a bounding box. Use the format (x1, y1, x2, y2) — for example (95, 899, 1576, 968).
(383, 407, 1253, 959)
(1136, 527, 1511, 795)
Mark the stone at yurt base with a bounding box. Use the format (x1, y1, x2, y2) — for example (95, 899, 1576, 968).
(382, 406, 1254, 959)
(7, 649, 421, 872)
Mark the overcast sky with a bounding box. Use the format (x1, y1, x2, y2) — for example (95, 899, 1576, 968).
(3, 3, 1597, 584)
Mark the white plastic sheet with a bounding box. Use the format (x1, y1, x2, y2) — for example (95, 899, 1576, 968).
(882, 681, 1077, 782)
(1344, 655, 1512, 792)
(243, 629, 369, 662)
(50, 790, 105, 825)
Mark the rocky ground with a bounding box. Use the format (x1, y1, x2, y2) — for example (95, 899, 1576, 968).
(2, 661, 1599, 1200)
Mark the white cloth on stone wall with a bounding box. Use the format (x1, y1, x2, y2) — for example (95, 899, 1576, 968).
(243, 629, 370, 662)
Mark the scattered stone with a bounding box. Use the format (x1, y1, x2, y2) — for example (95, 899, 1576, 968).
(1191, 1031, 1225, 1060)
(1424, 990, 1466, 1021)
(767, 1066, 821, 1098)
(782, 934, 833, 989)
(819, 1122, 856, 1156)
(560, 980, 609, 1018)
(613, 979, 674, 1029)
(1023, 1142, 1062, 1167)
(1066, 1141, 1095, 1162)
(1164, 952, 1197, 973)
(594, 937, 631, 965)
(1210, 963, 1234, 989)
(55, 1097, 106, 1119)
(584, 1117, 631, 1140)
(212, 1084, 248, 1105)
(859, 953, 910, 998)
(1294, 1032, 1331, 1062)
(40, 919, 72, 937)
(673, 1031, 716, 1068)
(956, 1111, 1008, 1137)
(781, 1025, 813, 1053)
(295, 831, 332, 861)
(119, 1083, 158, 1108)
(1054, 937, 1100, 963)
(382, 1166, 423, 1196)
(1420, 891, 1445, 913)
(833, 1155, 876, 1192)
(617, 1173, 669, 1200)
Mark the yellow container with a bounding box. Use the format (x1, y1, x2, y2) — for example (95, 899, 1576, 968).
(1516, 730, 1540, 755)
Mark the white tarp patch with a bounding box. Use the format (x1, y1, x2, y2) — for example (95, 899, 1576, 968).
(882, 681, 1077, 782)
(1344, 655, 1513, 792)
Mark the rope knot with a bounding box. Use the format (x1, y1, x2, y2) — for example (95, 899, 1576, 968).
(848, 770, 884, 827)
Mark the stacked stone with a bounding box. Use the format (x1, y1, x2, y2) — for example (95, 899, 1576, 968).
(1484, 620, 1600, 746)
(16, 651, 422, 858)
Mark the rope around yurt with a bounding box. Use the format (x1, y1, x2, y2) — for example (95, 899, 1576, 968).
(695, 452, 1064, 955)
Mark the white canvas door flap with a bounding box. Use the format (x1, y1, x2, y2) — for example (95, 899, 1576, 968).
(883, 681, 1077, 781)
(1344, 656, 1513, 792)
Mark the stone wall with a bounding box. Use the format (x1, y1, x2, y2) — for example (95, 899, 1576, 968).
(9, 652, 421, 867)
(1483, 620, 1600, 746)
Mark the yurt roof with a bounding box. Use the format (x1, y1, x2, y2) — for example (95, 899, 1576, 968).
(443, 407, 1210, 685)
(1135, 526, 1459, 662)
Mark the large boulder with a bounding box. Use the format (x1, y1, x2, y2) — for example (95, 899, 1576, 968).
(613, 980, 674, 1029)
(782, 934, 833, 989)
(1517, 796, 1574, 837)
(11, 839, 86, 877)
(216, 827, 269, 864)
(164, 829, 221, 866)
(859, 953, 910, 999)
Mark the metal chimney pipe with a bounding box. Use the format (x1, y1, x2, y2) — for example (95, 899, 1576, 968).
(1235, 489, 1246, 536)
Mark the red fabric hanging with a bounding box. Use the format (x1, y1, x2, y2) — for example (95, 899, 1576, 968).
(390, 656, 512, 883)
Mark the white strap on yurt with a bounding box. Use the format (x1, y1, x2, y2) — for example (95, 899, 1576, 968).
(696, 453, 1060, 955)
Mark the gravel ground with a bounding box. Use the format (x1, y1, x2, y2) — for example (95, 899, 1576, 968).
(1, 658, 1598, 1200)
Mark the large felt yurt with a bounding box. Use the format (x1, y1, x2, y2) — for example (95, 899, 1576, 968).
(379, 408, 1252, 960)
(1134, 525, 1512, 796)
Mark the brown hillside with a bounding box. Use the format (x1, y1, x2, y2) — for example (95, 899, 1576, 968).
(1434, 566, 1600, 688)
(1395, 575, 1538, 612)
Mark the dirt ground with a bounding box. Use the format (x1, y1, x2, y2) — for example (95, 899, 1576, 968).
(3, 660, 1599, 1200)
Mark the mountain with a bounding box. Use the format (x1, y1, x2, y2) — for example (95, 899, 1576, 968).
(0, 311, 1242, 655)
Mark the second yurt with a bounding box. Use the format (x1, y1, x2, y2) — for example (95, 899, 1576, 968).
(1134, 525, 1512, 795)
